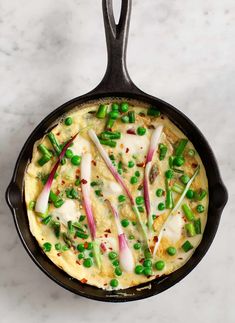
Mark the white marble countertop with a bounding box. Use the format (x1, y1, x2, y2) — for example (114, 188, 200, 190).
(0, 0, 234, 322)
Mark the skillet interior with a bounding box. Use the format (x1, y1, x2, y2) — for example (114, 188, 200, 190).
(6, 91, 228, 302)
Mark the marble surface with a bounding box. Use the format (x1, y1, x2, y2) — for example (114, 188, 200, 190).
(0, 0, 234, 322)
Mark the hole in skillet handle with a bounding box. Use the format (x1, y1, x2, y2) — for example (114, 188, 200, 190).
(210, 182, 228, 210)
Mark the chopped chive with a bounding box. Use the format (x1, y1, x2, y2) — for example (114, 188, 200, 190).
(55, 243, 61, 251)
(185, 223, 196, 237)
(172, 183, 184, 194)
(175, 139, 188, 156)
(96, 104, 108, 119)
(42, 215, 52, 225)
(147, 107, 161, 117)
(159, 143, 167, 160)
(99, 139, 117, 148)
(182, 240, 193, 252)
(37, 154, 51, 166)
(47, 132, 61, 156)
(38, 144, 53, 157)
(182, 204, 195, 221)
(76, 231, 89, 239)
(194, 218, 202, 234)
(128, 111, 135, 123)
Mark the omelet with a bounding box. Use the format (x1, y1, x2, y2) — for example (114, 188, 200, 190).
(24, 99, 208, 290)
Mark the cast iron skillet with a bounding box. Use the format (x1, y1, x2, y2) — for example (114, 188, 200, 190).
(6, 0, 228, 302)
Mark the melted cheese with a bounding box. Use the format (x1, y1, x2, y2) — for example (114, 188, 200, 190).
(52, 199, 81, 224)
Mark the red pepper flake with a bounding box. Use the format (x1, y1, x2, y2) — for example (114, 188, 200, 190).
(155, 275, 160, 278)
(150, 246, 154, 253)
(96, 175, 100, 179)
(57, 253, 61, 257)
(104, 233, 108, 238)
(104, 283, 108, 286)
(100, 242, 107, 253)
(127, 128, 136, 135)
(56, 189, 60, 195)
(147, 124, 155, 129)
(192, 163, 198, 168)
(108, 247, 113, 250)
(161, 116, 164, 120)
(56, 132, 60, 136)
(153, 236, 158, 243)
(92, 160, 97, 166)
(137, 162, 145, 167)
(178, 257, 183, 260)
(81, 179, 87, 184)
(76, 169, 80, 174)
(120, 143, 124, 149)
(139, 258, 144, 264)
(84, 241, 89, 249)
(76, 175, 79, 179)
(80, 278, 88, 284)
(61, 180, 65, 185)
(126, 147, 129, 153)
(104, 228, 111, 233)
(147, 275, 152, 278)
(76, 260, 81, 265)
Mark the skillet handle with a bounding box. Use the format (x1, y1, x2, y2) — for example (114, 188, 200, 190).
(92, 0, 140, 94)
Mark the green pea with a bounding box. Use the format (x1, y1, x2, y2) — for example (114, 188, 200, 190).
(121, 219, 130, 227)
(165, 169, 174, 179)
(143, 259, 152, 267)
(135, 170, 140, 177)
(180, 174, 190, 184)
(128, 160, 135, 168)
(115, 267, 122, 276)
(121, 115, 129, 123)
(137, 126, 146, 136)
(135, 265, 144, 275)
(55, 243, 61, 251)
(112, 259, 119, 267)
(118, 195, 126, 203)
(196, 204, 205, 213)
(130, 176, 138, 184)
(173, 156, 185, 167)
(78, 253, 84, 259)
(156, 189, 164, 197)
(155, 260, 165, 271)
(120, 102, 129, 113)
(62, 245, 69, 251)
(64, 117, 73, 126)
(133, 242, 141, 250)
(77, 243, 85, 252)
(108, 251, 118, 260)
(71, 155, 81, 166)
(65, 148, 73, 159)
(129, 235, 135, 240)
(110, 279, 119, 288)
(136, 196, 144, 205)
(43, 242, 52, 252)
(109, 110, 119, 119)
(111, 103, 119, 111)
(158, 202, 165, 211)
(89, 252, 93, 258)
(132, 221, 137, 226)
(83, 258, 93, 268)
(167, 246, 176, 256)
(186, 189, 194, 199)
(143, 267, 153, 276)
